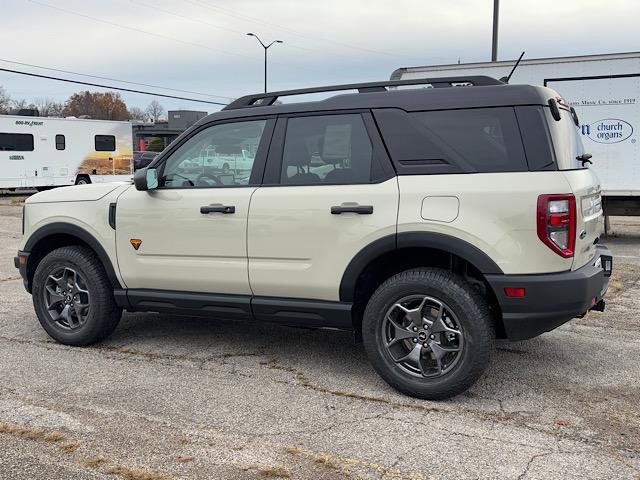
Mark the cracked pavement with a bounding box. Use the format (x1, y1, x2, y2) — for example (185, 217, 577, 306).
(0, 195, 639, 479)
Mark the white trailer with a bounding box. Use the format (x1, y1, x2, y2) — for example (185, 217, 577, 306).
(0, 115, 133, 190)
(392, 52, 640, 218)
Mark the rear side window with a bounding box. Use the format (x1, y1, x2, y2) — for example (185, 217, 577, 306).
(95, 135, 116, 152)
(0, 133, 34, 151)
(281, 114, 373, 185)
(374, 107, 527, 174)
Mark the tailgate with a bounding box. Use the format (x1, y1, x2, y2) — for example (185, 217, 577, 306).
(562, 169, 603, 269)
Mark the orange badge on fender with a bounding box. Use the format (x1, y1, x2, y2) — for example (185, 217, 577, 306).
(130, 239, 142, 250)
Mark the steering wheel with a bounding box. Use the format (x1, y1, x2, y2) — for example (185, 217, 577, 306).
(195, 173, 223, 187)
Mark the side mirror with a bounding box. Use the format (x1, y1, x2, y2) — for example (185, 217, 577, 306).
(134, 168, 158, 191)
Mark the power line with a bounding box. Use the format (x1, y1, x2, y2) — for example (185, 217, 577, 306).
(0, 58, 234, 101)
(0, 67, 227, 106)
(26, 0, 255, 60)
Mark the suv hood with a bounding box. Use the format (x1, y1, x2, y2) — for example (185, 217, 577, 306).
(26, 183, 129, 204)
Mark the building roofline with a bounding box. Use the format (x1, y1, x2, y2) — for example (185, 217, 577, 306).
(390, 51, 640, 80)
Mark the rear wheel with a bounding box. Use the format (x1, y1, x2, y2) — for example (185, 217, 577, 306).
(75, 176, 90, 185)
(32, 246, 122, 346)
(362, 268, 493, 400)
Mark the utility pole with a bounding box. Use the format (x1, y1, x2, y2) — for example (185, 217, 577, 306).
(246, 33, 283, 93)
(491, 0, 499, 61)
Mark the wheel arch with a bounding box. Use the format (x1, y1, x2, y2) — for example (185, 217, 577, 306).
(340, 232, 505, 335)
(24, 223, 121, 292)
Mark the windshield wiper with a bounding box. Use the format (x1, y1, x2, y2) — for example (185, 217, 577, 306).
(577, 153, 593, 167)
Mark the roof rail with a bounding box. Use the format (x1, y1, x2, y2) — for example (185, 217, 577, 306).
(223, 76, 503, 110)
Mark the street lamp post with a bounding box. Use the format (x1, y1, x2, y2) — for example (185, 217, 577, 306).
(246, 33, 283, 93)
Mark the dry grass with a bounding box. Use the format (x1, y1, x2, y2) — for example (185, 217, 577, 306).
(83, 456, 108, 469)
(176, 454, 194, 463)
(104, 465, 173, 480)
(0, 423, 67, 443)
(258, 466, 291, 478)
(60, 441, 82, 453)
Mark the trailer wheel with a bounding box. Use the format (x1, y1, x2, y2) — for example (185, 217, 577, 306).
(75, 175, 91, 185)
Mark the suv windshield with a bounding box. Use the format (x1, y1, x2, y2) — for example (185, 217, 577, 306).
(546, 107, 588, 170)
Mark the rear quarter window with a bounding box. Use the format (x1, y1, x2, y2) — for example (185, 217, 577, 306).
(374, 107, 527, 174)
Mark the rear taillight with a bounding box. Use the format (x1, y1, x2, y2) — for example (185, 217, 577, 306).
(537, 194, 576, 258)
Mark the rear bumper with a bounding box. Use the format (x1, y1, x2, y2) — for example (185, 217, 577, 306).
(486, 245, 612, 341)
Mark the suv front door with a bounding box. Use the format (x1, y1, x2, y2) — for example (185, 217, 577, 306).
(116, 118, 274, 297)
(247, 112, 399, 303)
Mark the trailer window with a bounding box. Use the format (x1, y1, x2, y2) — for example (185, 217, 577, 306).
(0, 133, 34, 152)
(95, 135, 115, 152)
(55, 134, 65, 150)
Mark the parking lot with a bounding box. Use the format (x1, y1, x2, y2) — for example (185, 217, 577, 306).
(0, 193, 638, 480)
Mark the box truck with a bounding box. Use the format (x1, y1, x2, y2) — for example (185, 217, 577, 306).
(392, 52, 640, 223)
(0, 115, 133, 190)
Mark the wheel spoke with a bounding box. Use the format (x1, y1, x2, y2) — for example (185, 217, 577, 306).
(45, 285, 65, 307)
(394, 343, 423, 371)
(386, 317, 416, 347)
(429, 340, 461, 358)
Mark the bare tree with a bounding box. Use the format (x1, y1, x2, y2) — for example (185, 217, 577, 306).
(145, 100, 165, 123)
(33, 97, 65, 117)
(11, 99, 36, 112)
(128, 106, 148, 122)
(0, 86, 10, 114)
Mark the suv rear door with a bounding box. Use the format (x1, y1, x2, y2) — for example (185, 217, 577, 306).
(247, 112, 398, 304)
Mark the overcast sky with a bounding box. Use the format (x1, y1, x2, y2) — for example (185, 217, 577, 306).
(1, 0, 639, 114)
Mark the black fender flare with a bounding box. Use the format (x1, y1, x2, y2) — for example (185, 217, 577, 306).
(24, 222, 121, 290)
(339, 232, 503, 302)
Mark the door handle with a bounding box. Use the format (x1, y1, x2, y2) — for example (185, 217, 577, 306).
(200, 204, 235, 214)
(331, 204, 373, 215)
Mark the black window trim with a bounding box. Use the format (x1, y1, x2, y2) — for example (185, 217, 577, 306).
(153, 116, 277, 190)
(94, 134, 116, 152)
(262, 109, 395, 187)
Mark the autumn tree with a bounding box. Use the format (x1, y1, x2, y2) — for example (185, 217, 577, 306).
(128, 106, 147, 122)
(63, 91, 129, 120)
(145, 100, 165, 123)
(0, 86, 10, 114)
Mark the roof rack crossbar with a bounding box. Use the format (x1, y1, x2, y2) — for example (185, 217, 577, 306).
(223, 76, 503, 110)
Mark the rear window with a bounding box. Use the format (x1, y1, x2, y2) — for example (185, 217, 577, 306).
(374, 107, 527, 174)
(545, 108, 587, 170)
(0, 133, 34, 151)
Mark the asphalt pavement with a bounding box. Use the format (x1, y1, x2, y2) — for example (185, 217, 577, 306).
(0, 196, 638, 480)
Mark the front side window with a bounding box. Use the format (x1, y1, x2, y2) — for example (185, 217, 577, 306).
(95, 135, 116, 152)
(281, 114, 373, 185)
(0, 133, 34, 151)
(160, 120, 266, 188)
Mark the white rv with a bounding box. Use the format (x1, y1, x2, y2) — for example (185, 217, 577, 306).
(0, 115, 133, 190)
(392, 52, 640, 218)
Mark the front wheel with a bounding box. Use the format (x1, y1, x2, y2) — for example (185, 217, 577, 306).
(32, 246, 122, 346)
(362, 268, 493, 400)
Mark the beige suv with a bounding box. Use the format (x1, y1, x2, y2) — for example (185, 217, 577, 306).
(15, 77, 613, 399)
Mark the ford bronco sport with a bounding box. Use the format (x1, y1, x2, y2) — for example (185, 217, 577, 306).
(15, 77, 612, 400)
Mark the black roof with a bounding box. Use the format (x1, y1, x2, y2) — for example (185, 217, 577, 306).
(198, 76, 555, 125)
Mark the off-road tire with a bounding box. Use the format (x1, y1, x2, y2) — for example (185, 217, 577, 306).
(362, 268, 493, 400)
(32, 246, 122, 346)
